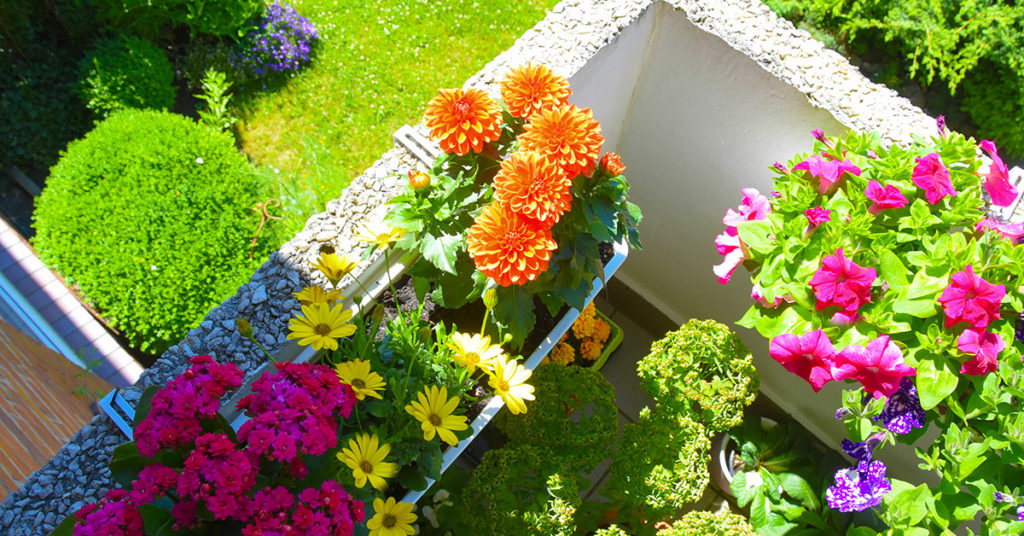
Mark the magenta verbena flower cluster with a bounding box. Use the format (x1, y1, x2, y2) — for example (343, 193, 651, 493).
(134, 354, 242, 457)
(69, 355, 364, 536)
(237, 361, 356, 462)
(233, 1, 318, 79)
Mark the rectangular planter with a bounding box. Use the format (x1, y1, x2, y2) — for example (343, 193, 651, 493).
(99, 240, 629, 506)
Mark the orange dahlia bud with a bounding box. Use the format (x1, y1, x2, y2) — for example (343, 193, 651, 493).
(467, 202, 558, 287)
(600, 152, 626, 177)
(423, 88, 502, 156)
(493, 151, 572, 225)
(408, 170, 431, 191)
(519, 104, 603, 179)
(500, 63, 572, 119)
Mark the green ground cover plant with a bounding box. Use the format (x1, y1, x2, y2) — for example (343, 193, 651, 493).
(78, 35, 176, 119)
(227, 0, 557, 236)
(33, 110, 280, 357)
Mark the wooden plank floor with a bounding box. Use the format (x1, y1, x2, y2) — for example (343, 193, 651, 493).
(0, 318, 110, 500)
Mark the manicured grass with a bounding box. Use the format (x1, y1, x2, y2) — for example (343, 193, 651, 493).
(234, 0, 558, 237)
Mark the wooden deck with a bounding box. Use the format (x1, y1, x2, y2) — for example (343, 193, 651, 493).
(0, 317, 110, 500)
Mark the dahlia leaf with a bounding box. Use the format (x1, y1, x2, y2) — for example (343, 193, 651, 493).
(421, 232, 461, 274)
(494, 285, 535, 348)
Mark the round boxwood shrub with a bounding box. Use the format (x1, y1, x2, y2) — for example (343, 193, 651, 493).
(78, 35, 176, 119)
(33, 110, 273, 355)
(637, 319, 758, 433)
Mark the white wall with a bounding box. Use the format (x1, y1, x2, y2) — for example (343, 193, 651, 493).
(566, 3, 920, 475)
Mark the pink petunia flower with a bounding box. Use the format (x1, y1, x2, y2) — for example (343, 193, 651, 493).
(834, 335, 916, 399)
(805, 206, 832, 227)
(713, 230, 746, 285)
(808, 248, 877, 313)
(769, 330, 838, 392)
(722, 188, 772, 228)
(975, 218, 1024, 244)
(864, 180, 909, 215)
(912, 153, 956, 204)
(937, 265, 1006, 329)
(752, 283, 790, 308)
(715, 189, 771, 285)
(957, 328, 1005, 375)
(793, 154, 862, 195)
(979, 140, 1019, 207)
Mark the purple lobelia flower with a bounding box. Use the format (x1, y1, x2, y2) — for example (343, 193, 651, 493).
(827, 459, 891, 512)
(234, 1, 318, 79)
(874, 376, 926, 435)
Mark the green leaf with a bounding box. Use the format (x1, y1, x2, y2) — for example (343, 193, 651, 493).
(108, 442, 146, 489)
(892, 297, 937, 318)
(420, 232, 461, 274)
(883, 482, 930, 525)
(737, 219, 776, 256)
(916, 355, 959, 410)
(138, 504, 174, 536)
(132, 385, 159, 428)
(397, 465, 428, 491)
(903, 270, 948, 300)
(878, 250, 910, 290)
(731, 471, 756, 507)
(493, 285, 536, 349)
(779, 472, 820, 511)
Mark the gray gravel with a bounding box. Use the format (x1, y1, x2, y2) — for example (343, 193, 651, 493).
(2, 0, 1017, 534)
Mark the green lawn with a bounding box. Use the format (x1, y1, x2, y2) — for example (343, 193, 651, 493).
(234, 0, 558, 237)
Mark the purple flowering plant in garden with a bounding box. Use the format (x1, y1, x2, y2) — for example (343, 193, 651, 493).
(233, 1, 319, 79)
(716, 122, 1024, 533)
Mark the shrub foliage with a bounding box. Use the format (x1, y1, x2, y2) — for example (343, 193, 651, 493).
(92, 0, 263, 37)
(765, 0, 1024, 155)
(33, 110, 273, 355)
(78, 35, 176, 119)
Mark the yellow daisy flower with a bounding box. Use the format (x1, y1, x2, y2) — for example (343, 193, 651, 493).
(338, 433, 398, 491)
(335, 359, 386, 400)
(293, 285, 343, 306)
(357, 224, 406, 251)
(447, 332, 504, 374)
(367, 497, 417, 536)
(312, 252, 359, 287)
(404, 385, 468, 445)
(487, 355, 535, 415)
(286, 303, 356, 351)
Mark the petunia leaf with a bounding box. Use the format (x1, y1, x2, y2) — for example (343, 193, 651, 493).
(916, 355, 959, 410)
(737, 219, 777, 257)
(878, 249, 910, 290)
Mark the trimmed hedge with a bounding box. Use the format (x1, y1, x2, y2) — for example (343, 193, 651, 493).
(33, 110, 275, 355)
(78, 35, 176, 119)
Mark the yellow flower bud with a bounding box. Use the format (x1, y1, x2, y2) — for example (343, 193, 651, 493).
(483, 288, 498, 310)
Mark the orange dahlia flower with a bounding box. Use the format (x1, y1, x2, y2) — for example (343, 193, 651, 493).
(519, 104, 604, 178)
(500, 63, 572, 119)
(424, 88, 502, 156)
(493, 151, 572, 225)
(467, 202, 558, 287)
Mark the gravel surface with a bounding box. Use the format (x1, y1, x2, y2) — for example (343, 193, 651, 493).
(3, 0, 1018, 533)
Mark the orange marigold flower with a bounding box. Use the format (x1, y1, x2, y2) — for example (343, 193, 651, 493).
(549, 342, 575, 365)
(581, 302, 596, 320)
(500, 63, 572, 119)
(467, 202, 558, 287)
(580, 339, 604, 361)
(572, 315, 595, 339)
(592, 318, 611, 343)
(424, 88, 502, 156)
(519, 104, 603, 178)
(493, 151, 572, 225)
(600, 152, 626, 176)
